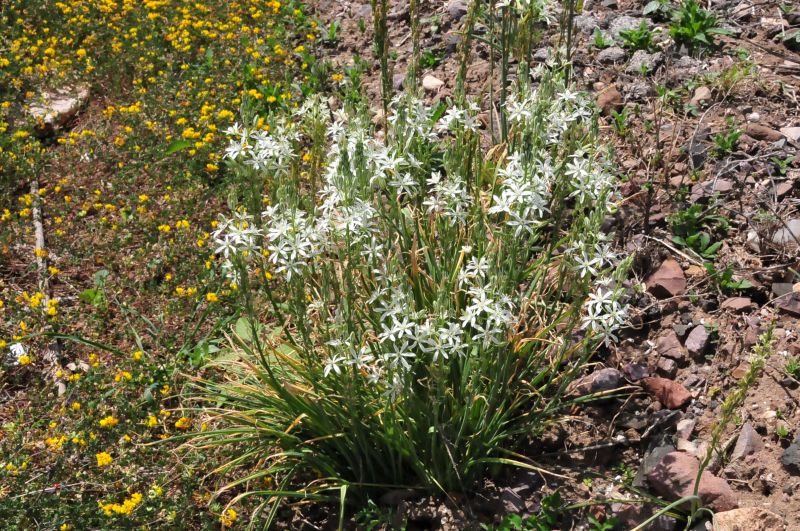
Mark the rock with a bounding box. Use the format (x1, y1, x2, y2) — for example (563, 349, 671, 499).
(422, 75, 445, 92)
(687, 126, 710, 169)
(730, 422, 763, 462)
(567, 367, 625, 397)
(781, 126, 800, 142)
(772, 283, 794, 297)
(643, 377, 692, 409)
(597, 87, 623, 116)
(626, 50, 663, 74)
(672, 56, 702, 81)
(720, 297, 752, 313)
(532, 47, 550, 62)
(647, 452, 738, 511)
(500, 487, 526, 513)
(743, 123, 783, 142)
(746, 112, 760, 122)
(574, 15, 600, 34)
(676, 418, 696, 440)
(445, 0, 468, 21)
(775, 181, 793, 198)
(611, 503, 676, 531)
(645, 258, 686, 299)
(781, 437, 800, 475)
(634, 443, 676, 488)
(444, 33, 462, 54)
(772, 219, 800, 245)
(597, 46, 626, 64)
(713, 507, 785, 531)
(392, 73, 406, 91)
(689, 178, 735, 202)
(657, 331, 687, 361)
(354, 4, 372, 18)
(27, 84, 90, 133)
(609, 16, 648, 38)
(624, 363, 649, 381)
(624, 80, 653, 100)
(690, 86, 712, 106)
(656, 357, 678, 378)
(775, 292, 800, 317)
(685, 326, 710, 357)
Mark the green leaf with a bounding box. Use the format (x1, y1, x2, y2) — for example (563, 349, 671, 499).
(643, 0, 661, 15)
(165, 140, 192, 155)
(79, 288, 101, 305)
(235, 317, 254, 342)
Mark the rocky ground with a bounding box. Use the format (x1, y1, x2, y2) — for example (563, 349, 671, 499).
(311, 0, 800, 529)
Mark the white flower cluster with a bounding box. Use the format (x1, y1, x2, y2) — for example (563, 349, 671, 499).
(581, 279, 628, 343)
(223, 121, 297, 174)
(488, 153, 552, 236)
(262, 206, 326, 281)
(217, 77, 628, 397)
(211, 211, 262, 283)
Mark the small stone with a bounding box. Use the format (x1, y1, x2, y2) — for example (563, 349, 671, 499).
(781, 126, 800, 142)
(444, 33, 462, 54)
(597, 46, 626, 64)
(657, 330, 687, 361)
(574, 15, 600, 34)
(422, 75, 445, 92)
(713, 507, 785, 531)
(27, 84, 90, 133)
(393, 73, 406, 91)
(690, 179, 734, 201)
(781, 437, 800, 475)
(676, 418, 696, 440)
(685, 325, 710, 357)
(690, 86, 712, 106)
(643, 377, 692, 409)
(772, 283, 794, 297)
(532, 47, 550, 62)
(746, 112, 760, 122)
(720, 297, 752, 313)
(634, 443, 676, 488)
(656, 357, 678, 378)
(646, 258, 687, 299)
(597, 86, 623, 116)
(445, 0, 468, 21)
(673, 323, 691, 338)
(731, 362, 750, 380)
(626, 50, 663, 74)
(730, 422, 763, 462)
(775, 292, 800, 317)
(609, 16, 648, 38)
(647, 451, 738, 511)
(772, 219, 800, 245)
(775, 181, 793, 198)
(567, 367, 625, 397)
(624, 363, 649, 381)
(743, 123, 784, 142)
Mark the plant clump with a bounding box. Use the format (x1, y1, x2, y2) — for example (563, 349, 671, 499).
(193, 63, 630, 523)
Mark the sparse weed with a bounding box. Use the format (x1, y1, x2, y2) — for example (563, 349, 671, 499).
(711, 120, 742, 157)
(669, 0, 733, 55)
(620, 22, 659, 52)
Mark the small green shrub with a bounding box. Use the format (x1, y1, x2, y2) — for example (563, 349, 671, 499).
(669, 0, 732, 54)
(711, 121, 742, 157)
(619, 22, 658, 52)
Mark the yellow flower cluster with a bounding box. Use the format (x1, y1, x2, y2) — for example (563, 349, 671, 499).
(95, 452, 113, 467)
(98, 492, 143, 517)
(98, 416, 119, 428)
